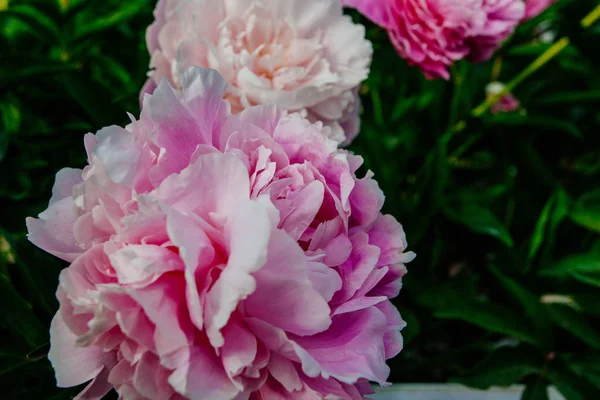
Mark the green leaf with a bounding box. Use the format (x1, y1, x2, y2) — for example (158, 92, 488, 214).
(521, 381, 549, 400)
(489, 114, 583, 139)
(564, 150, 600, 176)
(529, 193, 556, 262)
(489, 266, 553, 349)
(571, 271, 600, 288)
(0, 56, 76, 88)
(73, 1, 148, 39)
(539, 252, 600, 279)
(547, 304, 600, 349)
(444, 203, 514, 247)
(534, 90, 600, 105)
(563, 352, 600, 391)
(12, 237, 62, 316)
(0, 271, 46, 348)
(399, 308, 419, 346)
(59, 72, 126, 127)
(0, 5, 59, 42)
(570, 190, 600, 233)
(435, 301, 538, 345)
(451, 346, 541, 389)
(414, 275, 479, 310)
(548, 359, 600, 400)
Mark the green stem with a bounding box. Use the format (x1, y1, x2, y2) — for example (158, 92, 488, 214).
(472, 37, 570, 116)
(582, 4, 600, 28)
(473, 3, 600, 117)
(448, 63, 464, 130)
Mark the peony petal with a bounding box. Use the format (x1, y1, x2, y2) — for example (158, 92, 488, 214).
(26, 197, 82, 262)
(293, 307, 390, 385)
(49, 313, 113, 388)
(154, 152, 250, 221)
(169, 346, 240, 400)
(205, 199, 272, 348)
(245, 228, 332, 336)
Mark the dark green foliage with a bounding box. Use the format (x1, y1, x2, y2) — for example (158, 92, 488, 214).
(1, 0, 599, 399)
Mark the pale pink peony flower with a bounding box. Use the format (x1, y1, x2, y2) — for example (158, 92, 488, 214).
(142, 0, 372, 145)
(523, 0, 557, 21)
(342, 0, 525, 79)
(28, 67, 414, 400)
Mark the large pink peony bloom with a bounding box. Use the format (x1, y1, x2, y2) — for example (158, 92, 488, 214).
(28, 67, 414, 400)
(142, 0, 372, 145)
(523, 0, 557, 21)
(342, 0, 525, 79)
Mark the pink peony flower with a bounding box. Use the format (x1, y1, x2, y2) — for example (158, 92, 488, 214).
(342, 0, 525, 79)
(142, 0, 372, 146)
(523, 0, 557, 21)
(28, 67, 415, 400)
(486, 81, 520, 114)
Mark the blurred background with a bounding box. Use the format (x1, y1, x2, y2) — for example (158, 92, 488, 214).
(1, 0, 599, 399)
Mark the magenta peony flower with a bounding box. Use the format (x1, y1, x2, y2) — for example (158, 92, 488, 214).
(342, 0, 525, 79)
(142, 0, 372, 146)
(27, 67, 414, 400)
(523, 0, 557, 21)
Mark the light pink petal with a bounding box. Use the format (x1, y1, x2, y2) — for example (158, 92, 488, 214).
(267, 353, 303, 392)
(205, 199, 272, 348)
(293, 307, 389, 385)
(168, 346, 240, 400)
(48, 313, 112, 388)
(306, 261, 342, 303)
(133, 352, 174, 400)
(26, 197, 81, 262)
(154, 152, 250, 221)
(376, 301, 406, 359)
(49, 168, 82, 205)
(245, 228, 332, 336)
(180, 67, 230, 147)
(332, 231, 380, 304)
(165, 206, 217, 331)
(221, 318, 258, 380)
(278, 180, 324, 241)
(74, 366, 115, 400)
(349, 171, 384, 227)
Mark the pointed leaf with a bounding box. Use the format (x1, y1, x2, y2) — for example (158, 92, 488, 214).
(570, 190, 600, 233)
(451, 346, 541, 389)
(444, 203, 514, 247)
